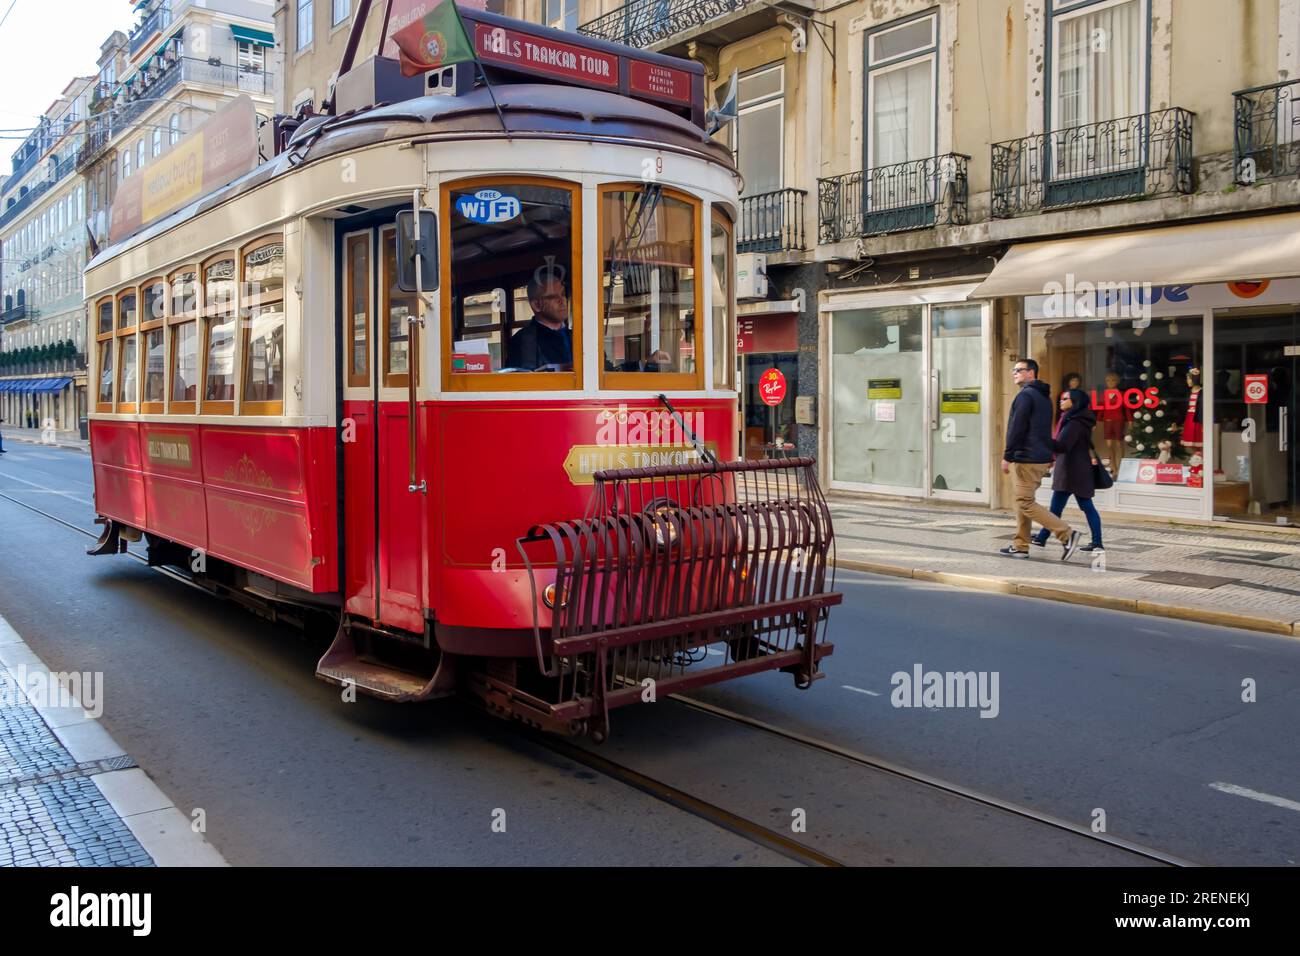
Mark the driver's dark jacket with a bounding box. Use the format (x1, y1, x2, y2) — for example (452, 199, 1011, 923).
(506, 317, 572, 370)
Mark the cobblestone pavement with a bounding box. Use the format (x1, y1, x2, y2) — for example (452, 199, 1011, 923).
(828, 493, 1300, 633)
(0, 669, 153, 867)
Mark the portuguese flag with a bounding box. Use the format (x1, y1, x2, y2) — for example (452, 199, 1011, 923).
(392, 1, 477, 78)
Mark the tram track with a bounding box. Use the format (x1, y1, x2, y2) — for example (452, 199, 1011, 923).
(0, 484, 1195, 868)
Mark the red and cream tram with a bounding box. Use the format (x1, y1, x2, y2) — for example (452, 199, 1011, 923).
(85, 5, 840, 738)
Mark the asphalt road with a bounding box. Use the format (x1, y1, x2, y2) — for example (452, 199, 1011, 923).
(1, 442, 1297, 865)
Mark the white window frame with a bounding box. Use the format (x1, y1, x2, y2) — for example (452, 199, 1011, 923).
(1048, 0, 1147, 133)
(545, 0, 578, 31)
(169, 113, 182, 146)
(865, 12, 938, 174)
(332, 0, 350, 26)
(237, 41, 265, 72)
(297, 0, 315, 51)
(734, 63, 785, 197)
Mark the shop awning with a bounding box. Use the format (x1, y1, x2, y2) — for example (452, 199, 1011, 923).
(230, 25, 275, 47)
(970, 211, 1300, 298)
(3, 377, 72, 393)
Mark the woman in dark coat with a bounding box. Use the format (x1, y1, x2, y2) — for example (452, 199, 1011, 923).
(1033, 388, 1104, 551)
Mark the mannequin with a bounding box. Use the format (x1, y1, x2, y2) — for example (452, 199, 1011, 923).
(1180, 367, 1204, 454)
(1096, 369, 1126, 472)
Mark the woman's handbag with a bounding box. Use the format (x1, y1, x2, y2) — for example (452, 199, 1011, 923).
(1090, 442, 1115, 490)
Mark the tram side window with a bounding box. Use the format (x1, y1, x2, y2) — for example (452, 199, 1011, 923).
(447, 181, 576, 380)
(97, 337, 114, 407)
(241, 238, 285, 409)
(382, 228, 414, 387)
(600, 186, 700, 386)
(170, 269, 199, 407)
(203, 257, 237, 406)
(117, 335, 138, 405)
(97, 299, 113, 336)
(143, 328, 166, 404)
(711, 211, 735, 391)
(346, 234, 369, 386)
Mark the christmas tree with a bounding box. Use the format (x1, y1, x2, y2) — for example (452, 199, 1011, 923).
(1124, 359, 1181, 461)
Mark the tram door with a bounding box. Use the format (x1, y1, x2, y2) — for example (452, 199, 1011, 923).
(340, 222, 425, 633)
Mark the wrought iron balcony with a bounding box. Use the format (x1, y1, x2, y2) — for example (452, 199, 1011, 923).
(1234, 79, 1299, 185)
(578, 0, 810, 52)
(129, 2, 173, 57)
(817, 153, 970, 244)
(738, 188, 804, 253)
(991, 107, 1194, 218)
(0, 304, 28, 326)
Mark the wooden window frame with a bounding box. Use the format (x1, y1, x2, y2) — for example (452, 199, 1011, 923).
(709, 207, 736, 392)
(167, 265, 199, 414)
(238, 234, 287, 415)
(439, 175, 583, 393)
(379, 225, 417, 391)
(344, 230, 371, 389)
(115, 288, 140, 413)
(597, 183, 704, 391)
(94, 329, 115, 411)
(200, 251, 237, 415)
(139, 277, 167, 413)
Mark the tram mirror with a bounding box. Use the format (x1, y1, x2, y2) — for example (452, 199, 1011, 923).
(396, 210, 438, 293)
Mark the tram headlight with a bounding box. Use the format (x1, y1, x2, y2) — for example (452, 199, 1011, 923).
(645, 498, 681, 549)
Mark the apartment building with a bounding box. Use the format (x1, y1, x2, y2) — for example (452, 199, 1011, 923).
(0, 78, 96, 431)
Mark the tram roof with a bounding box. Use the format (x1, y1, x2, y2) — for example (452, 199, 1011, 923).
(88, 83, 735, 271)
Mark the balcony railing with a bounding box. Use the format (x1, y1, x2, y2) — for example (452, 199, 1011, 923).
(0, 304, 29, 326)
(0, 355, 87, 376)
(817, 153, 970, 244)
(738, 188, 805, 253)
(0, 154, 75, 230)
(1234, 79, 1299, 185)
(115, 57, 272, 131)
(579, 0, 752, 48)
(991, 107, 1194, 218)
(129, 3, 173, 57)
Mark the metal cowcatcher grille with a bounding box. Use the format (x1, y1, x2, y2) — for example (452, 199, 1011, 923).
(514, 457, 842, 739)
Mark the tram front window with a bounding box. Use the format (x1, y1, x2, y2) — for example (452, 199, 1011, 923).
(447, 181, 576, 378)
(599, 186, 700, 386)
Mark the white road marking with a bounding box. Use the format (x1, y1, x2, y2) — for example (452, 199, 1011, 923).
(0, 470, 92, 506)
(842, 684, 880, 696)
(1208, 782, 1300, 813)
(1136, 628, 1169, 636)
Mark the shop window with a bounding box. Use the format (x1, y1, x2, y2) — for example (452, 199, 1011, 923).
(202, 255, 237, 411)
(1028, 316, 1204, 493)
(710, 209, 734, 391)
(599, 185, 701, 389)
(443, 178, 580, 391)
(241, 237, 285, 412)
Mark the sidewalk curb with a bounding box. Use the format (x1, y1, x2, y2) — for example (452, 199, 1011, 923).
(0, 433, 88, 453)
(832, 557, 1300, 638)
(0, 613, 228, 866)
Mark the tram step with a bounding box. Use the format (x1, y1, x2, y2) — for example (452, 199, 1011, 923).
(317, 659, 432, 700)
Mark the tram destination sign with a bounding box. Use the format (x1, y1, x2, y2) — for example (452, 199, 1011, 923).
(109, 95, 259, 246)
(457, 7, 702, 118)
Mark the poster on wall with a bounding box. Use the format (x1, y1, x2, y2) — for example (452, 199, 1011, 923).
(940, 390, 981, 414)
(875, 402, 896, 422)
(1244, 374, 1269, 404)
(868, 378, 902, 399)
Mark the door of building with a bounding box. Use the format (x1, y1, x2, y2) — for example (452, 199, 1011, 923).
(830, 300, 989, 500)
(1212, 309, 1298, 524)
(741, 352, 798, 458)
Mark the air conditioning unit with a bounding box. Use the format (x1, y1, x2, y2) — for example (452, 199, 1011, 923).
(736, 252, 768, 300)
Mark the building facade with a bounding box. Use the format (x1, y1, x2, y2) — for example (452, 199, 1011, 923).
(0, 78, 95, 432)
(0, 0, 277, 436)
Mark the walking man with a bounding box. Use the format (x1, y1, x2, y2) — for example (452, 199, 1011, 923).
(1000, 359, 1081, 560)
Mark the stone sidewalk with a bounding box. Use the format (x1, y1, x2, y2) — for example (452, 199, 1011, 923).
(0, 614, 225, 867)
(827, 493, 1300, 636)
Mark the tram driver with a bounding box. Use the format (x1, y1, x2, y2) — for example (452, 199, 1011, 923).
(505, 275, 572, 371)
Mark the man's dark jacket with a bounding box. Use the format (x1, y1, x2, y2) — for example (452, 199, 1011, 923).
(1003, 379, 1055, 464)
(505, 318, 571, 370)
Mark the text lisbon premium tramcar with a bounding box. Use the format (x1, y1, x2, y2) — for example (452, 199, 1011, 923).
(85, 5, 841, 738)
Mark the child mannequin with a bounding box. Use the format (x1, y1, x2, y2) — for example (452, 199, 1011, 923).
(1096, 370, 1127, 471)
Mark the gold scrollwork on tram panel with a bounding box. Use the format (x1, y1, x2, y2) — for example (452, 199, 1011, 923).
(221, 496, 281, 538)
(222, 453, 275, 491)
